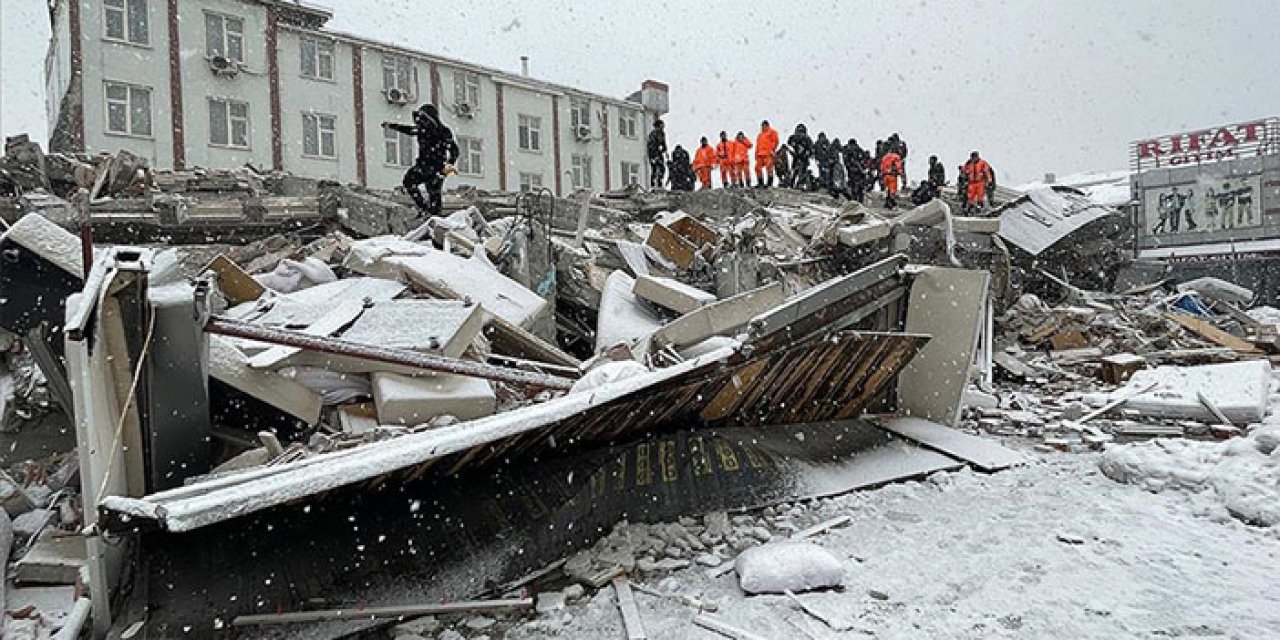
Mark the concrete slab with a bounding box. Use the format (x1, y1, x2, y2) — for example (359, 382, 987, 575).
(876, 417, 1025, 472)
(372, 372, 497, 426)
(1106, 360, 1272, 424)
(208, 336, 323, 424)
(645, 282, 786, 355)
(596, 271, 663, 354)
(897, 267, 990, 426)
(6, 585, 76, 630)
(14, 532, 86, 585)
(632, 275, 716, 314)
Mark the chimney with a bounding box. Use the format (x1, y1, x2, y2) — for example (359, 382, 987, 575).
(520, 56, 529, 77)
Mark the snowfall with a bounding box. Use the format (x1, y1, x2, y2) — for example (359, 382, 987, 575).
(396, 370, 1280, 640)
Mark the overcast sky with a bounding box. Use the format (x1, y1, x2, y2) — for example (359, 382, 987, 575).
(3, 0, 1278, 184)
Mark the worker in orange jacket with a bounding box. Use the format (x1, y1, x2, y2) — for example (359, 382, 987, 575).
(880, 149, 904, 209)
(755, 120, 779, 188)
(715, 131, 734, 188)
(731, 131, 753, 188)
(692, 137, 718, 190)
(962, 151, 995, 213)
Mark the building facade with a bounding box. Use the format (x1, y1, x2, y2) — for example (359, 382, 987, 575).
(44, 0, 670, 195)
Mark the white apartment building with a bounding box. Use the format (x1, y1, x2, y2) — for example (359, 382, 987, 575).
(44, 0, 670, 195)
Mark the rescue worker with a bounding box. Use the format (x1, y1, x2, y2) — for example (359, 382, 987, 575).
(775, 144, 792, 189)
(692, 137, 718, 190)
(382, 104, 459, 217)
(830, 138, 848, 199)
(669, 145, 695, 191)
(814, 132, 835, 192)
(715, 131, 734, 188)
(927, 155, 946, 190)
(956, 164, 969, 209)
(879, 147, 904, 209)
(755, 120, 780, 187)
(842, 138, 868, 202)
(647, 119, 668, 189)
(871, 139, 886, 190)
(787, 124, 814, 190)
(887, 132, 908, 159)
(731, 131, 753, 188)
(962, 151, 995, 213)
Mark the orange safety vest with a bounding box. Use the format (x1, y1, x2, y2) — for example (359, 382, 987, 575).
(715, 140, 733, 165)
(880, 152, 903, 177)
(731, 138, 752, 163)
(964, 158, 992, 185)
(756, 127, 779, 159)
(693, 145, 718, 171)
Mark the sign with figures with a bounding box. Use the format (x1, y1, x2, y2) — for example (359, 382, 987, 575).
(1142, 174, 1263, 237)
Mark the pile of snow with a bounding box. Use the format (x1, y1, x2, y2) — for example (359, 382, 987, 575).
(253, 257, 337, 293)
(734, 541, 844, 594)
(570, 360, 649, 394)
(1247, 306, 1280, 328)
(1099, 425, 1280, 527)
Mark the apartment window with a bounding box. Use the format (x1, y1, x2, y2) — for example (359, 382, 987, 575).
(570, 98, 590, 130)
(302, 113, 336, 158)
(453, 71, 480, 107)
(205, 12, 244, 62)
(456, 137, 483, 176)
(300, 37, 334, 80)
(384, 128, 414, 167)
(517, 115, 542, 152)
(209, 98, 250, 148)
(104, 82, 151, 137)
(382, 55, 412, 94)
(618, 110, 639, 139)
(103, 0, 149, 45)
(619, 161, 641, 187)
(571, 155, 593, 190)
(519, 173, 544, 193)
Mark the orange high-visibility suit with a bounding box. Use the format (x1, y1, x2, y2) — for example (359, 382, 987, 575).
(756, 126, 779, 181)
(731, 137, 752, 185)
(964, 158, 994, 205)
(693, 145, 718, 189)
(880, 151, 903, 196)
(715, 139, 734, 186)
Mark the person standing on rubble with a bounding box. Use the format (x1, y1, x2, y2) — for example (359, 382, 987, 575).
(775, 143, 792, 189)
(647, 119, 669, 189)
(382, 104, 459, 218)
(755, 121, 780, 187)
(888, 132, 908, 159)
(731, 131, 753, 188)
(814, 133, 835, 192)
(787, 124, 814, 190)
(692, 137, 718, 190)
(669, 144, 696, 191)
(926, 155, 946, 200)
(962, 151, 995, 213)
(880, 147, 904, 209)
(716, 131, 734, 188)
(843, 138, 868, 201)
(830, 138, 848, 199)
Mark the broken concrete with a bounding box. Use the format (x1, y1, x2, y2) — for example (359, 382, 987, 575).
(372, 372, 498, 426)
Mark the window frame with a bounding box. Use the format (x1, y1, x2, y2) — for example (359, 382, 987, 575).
(103, 80, 153, 138)
(618, 110, 639, 139)
(301, 112, 337, 160)
(102, 0, 150, 46)
(208, 97, 251, 149)
(382, 55, 413, 96)
(204, 11, 245, 63)
(456, 136, 484, 176)
(518, 172, 544, 193)
(517, 114, 542, 153)
(571, 154, 594, 190)
(619, 161, 641, 187)
(453, 71, 481, 107)
(299, 36, 335, 81)
(570, 98, 591, 131)
(383, 127, 415, 167)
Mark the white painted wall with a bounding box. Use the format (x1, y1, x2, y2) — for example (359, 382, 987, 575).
(359, 46, 423, 191)
(500, 80, 558, 192)
(277, 28, 357, 182)
(44, 0, 73, 136)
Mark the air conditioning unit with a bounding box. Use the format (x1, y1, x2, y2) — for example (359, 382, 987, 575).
(208, 55, 239, 77)
(454, 102, 475, 118)
(574, 124, 591, 141)
(385, 87, 411, 105)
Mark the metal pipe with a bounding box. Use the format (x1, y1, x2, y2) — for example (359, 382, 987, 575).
(204, 316, 575, 391)
(233, 597, 533, 626)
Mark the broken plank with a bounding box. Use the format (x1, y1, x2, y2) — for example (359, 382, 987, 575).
(784, 589, 852, 631)
(232, 597, 533, 626)
(1166, 312, 1261, 354)
(612, 577, 647, 640)
(875, 417, 1024, 472)
(792, 515, 853, 540)
(1196, 391, 1235, 427)
(204, 255, 266, 304)
(694, 614, 770, 640)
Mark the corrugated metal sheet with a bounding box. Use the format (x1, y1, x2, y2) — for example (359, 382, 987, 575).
(996, 185, 1121, 255)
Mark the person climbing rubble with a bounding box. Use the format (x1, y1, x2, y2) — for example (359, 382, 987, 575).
(693, 137, 718, 190)
(962, 150, 995, 213)
(787, 124, 814, 190)
(669, 144, 696, 191)
(382, 104, 459, 217)
(647, 119, 669, 189)
(879, 146, 904, 209)
(755, 120, 780, 187)
(731, 131, 753, 188)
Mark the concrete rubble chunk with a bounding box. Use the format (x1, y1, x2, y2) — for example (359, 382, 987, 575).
(633, 275, 717, 314)
(14, 531, 87, 585)
(208, 335, 323, 424)
(372, 372, 497, 426)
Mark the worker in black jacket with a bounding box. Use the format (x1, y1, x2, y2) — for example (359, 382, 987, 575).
(813, 132, 835, 192)
(647, 119, 669, 189)
(787, 124, 814, 190)
(842, 138, 868, 202)
(383, 104, 459, 217)
(669, 145, 696, 191)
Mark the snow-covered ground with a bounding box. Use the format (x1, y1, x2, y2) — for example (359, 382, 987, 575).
(443, 376, 1280, 640)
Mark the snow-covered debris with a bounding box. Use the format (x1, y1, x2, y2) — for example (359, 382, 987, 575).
(1099, 425, 1280, 526)
(734, 541, 844, 594)
(1087, 360, 1273, 425)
